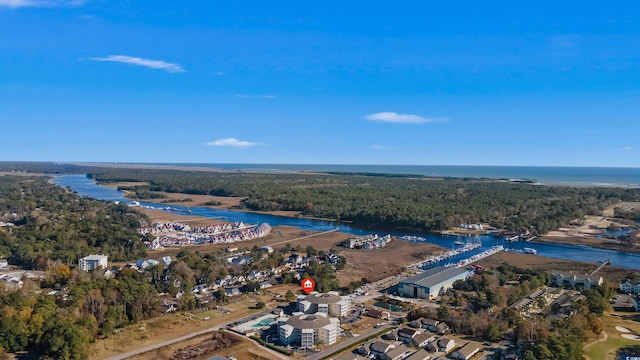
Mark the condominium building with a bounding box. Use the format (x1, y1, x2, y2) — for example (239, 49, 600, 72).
(78, 254, 108, 271)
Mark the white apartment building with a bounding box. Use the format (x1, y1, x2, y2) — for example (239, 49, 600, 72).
(78, 254, 108, 271)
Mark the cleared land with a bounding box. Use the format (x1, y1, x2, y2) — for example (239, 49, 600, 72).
(473, 251, 640, 287)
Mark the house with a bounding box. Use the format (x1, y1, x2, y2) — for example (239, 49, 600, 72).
(161, 256, 172, 266)
(370, 341, 395, 357)
(226, 246, 238, 253)
(435, 322, 450, 334)
(398, 327, 421, 343)
(366, 308, 390, 320)
(136, 259, 149, 270)
(356, 344, 371, 356)
(382, 330, 399, 341)
(405, 349, 432, 360)
(261, 246, 274, 253)
(0, 259, 8, 269)
(411, 331, 436, 348)
(451, 342, 482, 360)
(225, 287, 242, 296)
(288, 253, 304, 265)
(383, 345, 412, 360)
(420, 318, 439, 332)
(427, 337, 455, 353)
(147, 259, 160, 266)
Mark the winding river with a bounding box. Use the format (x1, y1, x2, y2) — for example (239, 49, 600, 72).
(55, 174, 640, 271)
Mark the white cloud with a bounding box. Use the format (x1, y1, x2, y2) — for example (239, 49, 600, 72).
(365, 112, 446, 124)
(372, 144, 395, 150)
(0, 0, 83, 8)
(622, 146, 635, 151)
(206, 138, 260, 148)
(235, 94, 275, 99)
(90, 55, 185, 73)
(212, 71, 226, 76)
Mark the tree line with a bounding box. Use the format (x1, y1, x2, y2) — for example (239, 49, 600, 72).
(86, 168, 640, 233)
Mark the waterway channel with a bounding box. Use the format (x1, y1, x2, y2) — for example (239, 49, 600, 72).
(54, 174, 640, 271)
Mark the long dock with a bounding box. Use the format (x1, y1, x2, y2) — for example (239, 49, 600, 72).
(590, 259, 610, 276)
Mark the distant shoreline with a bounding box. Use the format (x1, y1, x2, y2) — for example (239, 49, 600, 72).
(72, 162, 640, 188)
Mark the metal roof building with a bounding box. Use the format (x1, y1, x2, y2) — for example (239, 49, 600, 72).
(398, 266, 469, 299)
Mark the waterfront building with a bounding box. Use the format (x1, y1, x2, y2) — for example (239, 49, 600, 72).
(551, 271, 603, 289)
(398, 266, 469, 299)
(277, 313, 340, 348)
(297, 291, 351, 317)
(78, 254, 108, 271)
(620, 279, 640, 294)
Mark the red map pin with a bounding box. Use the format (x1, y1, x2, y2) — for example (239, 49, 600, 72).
(301, 277, 315, 294)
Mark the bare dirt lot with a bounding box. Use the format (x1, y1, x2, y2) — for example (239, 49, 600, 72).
(126, 330, 279, 360)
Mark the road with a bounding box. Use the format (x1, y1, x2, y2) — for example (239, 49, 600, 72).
(306, 324, 393, 360)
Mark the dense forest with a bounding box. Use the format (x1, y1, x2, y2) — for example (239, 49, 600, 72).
(0, 175, 148, 267)
(86, 168, 640, 233)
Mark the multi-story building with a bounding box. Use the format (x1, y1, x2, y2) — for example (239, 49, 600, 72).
(620, 279, 640, 294)
(78, 254, 108, 271)
(297, 291, 351, 317)
(551, 271, 603, 289)
(278, 313, 340, 348)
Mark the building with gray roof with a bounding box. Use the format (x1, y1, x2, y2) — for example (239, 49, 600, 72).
(297, 291, 351, 317)
(278, 313, 340, 348)
(398, 266, 469, 299)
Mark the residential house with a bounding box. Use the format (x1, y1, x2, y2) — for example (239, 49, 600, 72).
(411, 331, 436, 348)
(382, 330, 399, 341)
(0, 259, 8, 269)
(366, 308, 390, 320)
(136, 259, 149, 270)
(427, 337, 455, 353)
(434, 322, 449, 335)
(370, 341, 395, 358)
(398, 327, 421, 343)
(451, 342, 482, 360)
(383, 345, 413, 360)
(161, 256, 172, 266)
(420, 318, 440, 332)
(405, 349, 431, 360)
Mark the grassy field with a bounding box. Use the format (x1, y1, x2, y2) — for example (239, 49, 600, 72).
(584, 312, 640, 360)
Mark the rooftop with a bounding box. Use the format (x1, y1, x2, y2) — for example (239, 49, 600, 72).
(400, 266, 468, 289)
(286, 314, 331, 329)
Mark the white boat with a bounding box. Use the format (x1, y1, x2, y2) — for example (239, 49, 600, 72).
(523, 247, 537, 254)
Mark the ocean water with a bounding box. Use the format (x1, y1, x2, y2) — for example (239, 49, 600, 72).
(122, 163, 640, 188)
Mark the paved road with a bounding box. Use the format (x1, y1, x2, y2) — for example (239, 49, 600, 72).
(306, 325, 393, 360)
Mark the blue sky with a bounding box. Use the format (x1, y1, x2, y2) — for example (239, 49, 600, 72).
(1, 1, 639, 167)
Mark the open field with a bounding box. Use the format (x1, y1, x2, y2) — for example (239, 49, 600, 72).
(125, 330, 281, 360)
(473, 251, 640, 287)
(584, 312, 640, 360)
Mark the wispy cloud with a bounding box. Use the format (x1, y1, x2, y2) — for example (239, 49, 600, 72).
(622, 146, 635, 151)
(212, 71, 226, 76)
(372, 144, 395, 150)
(89, 55, 185, 73)
(206, 138, 261, 148)
(0, 0, 83, 8)
(235, 94, 275, 99)
(365, 112, 447, 124)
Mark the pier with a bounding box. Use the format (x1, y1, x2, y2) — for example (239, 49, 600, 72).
(408, 243, 482, 270)
(590, 259, 611, 276)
